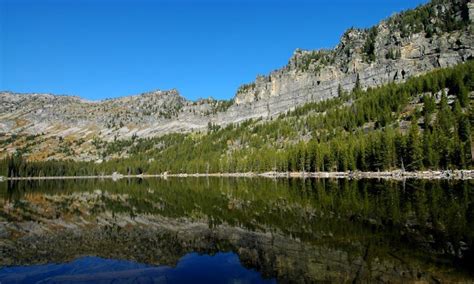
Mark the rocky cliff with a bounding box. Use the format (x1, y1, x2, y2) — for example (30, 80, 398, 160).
(1, 0, 473, 160)
(230, 0, 473, 116)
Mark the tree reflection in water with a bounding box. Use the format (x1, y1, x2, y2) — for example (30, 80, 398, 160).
(0, 177, 473, 282)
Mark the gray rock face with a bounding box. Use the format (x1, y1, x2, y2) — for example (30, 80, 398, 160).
(0, 0, 472, 159)
(229, 1, 473, 121)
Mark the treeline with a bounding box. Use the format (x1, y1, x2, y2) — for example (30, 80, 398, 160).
(0, 61, 473, 177)
(388, 0, 470, 38)
(0, 155, 97, 177)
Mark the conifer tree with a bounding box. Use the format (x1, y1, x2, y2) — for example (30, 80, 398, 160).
(407, 118, 424, 170)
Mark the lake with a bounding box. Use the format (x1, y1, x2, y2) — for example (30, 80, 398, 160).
(0, 177, 473, 283)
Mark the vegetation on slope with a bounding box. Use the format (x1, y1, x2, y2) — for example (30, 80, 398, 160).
(1, 61, 473, 177)
(388, 0, 471, 38)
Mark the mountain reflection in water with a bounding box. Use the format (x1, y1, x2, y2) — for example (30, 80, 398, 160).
(0, 177, 473, 283)
(0, 253, 274, 284)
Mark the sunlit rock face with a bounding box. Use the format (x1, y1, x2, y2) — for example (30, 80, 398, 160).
(231, 0, 473, 118)
(0, 0, 472, 161)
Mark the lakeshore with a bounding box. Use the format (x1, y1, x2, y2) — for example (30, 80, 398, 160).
(1, 169, 474, 181)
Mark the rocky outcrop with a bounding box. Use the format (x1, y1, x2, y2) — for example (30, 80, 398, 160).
(0, 0, 472, 160)
(0, 89, 211, 139)
(230, 0, 473, 119)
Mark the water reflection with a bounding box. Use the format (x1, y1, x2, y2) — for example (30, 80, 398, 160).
(0, 178, 473, 282)
(0, 253, 275, 284)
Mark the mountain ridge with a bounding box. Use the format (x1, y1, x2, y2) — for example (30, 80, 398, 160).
(1, 0, 473, 161)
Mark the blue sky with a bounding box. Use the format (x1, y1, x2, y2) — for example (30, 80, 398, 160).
(1, 0, 428, 101)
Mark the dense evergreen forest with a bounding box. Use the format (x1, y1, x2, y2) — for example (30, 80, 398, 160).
(1, 61, 473, 177)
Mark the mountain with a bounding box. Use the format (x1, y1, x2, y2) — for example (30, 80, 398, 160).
(2, 60, 472, 175)
(1, 0, 473, 162)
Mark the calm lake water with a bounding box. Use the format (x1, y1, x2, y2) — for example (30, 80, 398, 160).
(0, 177, 473, 283)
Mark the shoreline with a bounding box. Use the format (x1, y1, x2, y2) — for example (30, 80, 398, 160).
(1, 169, 473, 181)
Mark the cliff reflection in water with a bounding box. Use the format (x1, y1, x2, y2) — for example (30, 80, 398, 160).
(0, 177, 473, 283)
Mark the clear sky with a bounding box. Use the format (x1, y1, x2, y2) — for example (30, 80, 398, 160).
(1, 0, 428, 101)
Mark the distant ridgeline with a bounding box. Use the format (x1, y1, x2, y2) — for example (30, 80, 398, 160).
(1, 0, 472, 161)
(1, 61, 473, 177)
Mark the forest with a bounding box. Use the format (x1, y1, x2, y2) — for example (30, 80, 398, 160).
(1, 60, 473, 177)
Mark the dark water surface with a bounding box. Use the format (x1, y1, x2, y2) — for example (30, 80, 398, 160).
(0, 178, 473, 283)
(0, 253, 274, 283)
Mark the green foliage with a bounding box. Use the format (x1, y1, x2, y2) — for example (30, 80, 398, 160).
(407, 119, 424, 170)
(386, 48, 401, 60)
(388, 0, 470, 38)
(295, 50, 335, 72)
(237, 82, 256, 94)
(1, 61, 473, 177)
(212, 99, 234, 113)
(422, 94, 436, 120)
(363, 27, 378, 62)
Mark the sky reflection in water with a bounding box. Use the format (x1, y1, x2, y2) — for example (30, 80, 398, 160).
(0, 252, 275, 284)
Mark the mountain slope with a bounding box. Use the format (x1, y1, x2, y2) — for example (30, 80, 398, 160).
(0, 0, 473, 161)
(1, 59, 472, 176)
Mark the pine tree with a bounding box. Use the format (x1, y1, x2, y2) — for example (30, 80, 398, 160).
(436, 91, 453, 135)
(422, 129, 438, 168)
(354, 74, 361, 94)
(457, 114, 471, 142)
(422, 94, 436, 127)
(395, 134, 407, 170)
(449, 70, 469, 107)
(407, 119, 424, 170)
